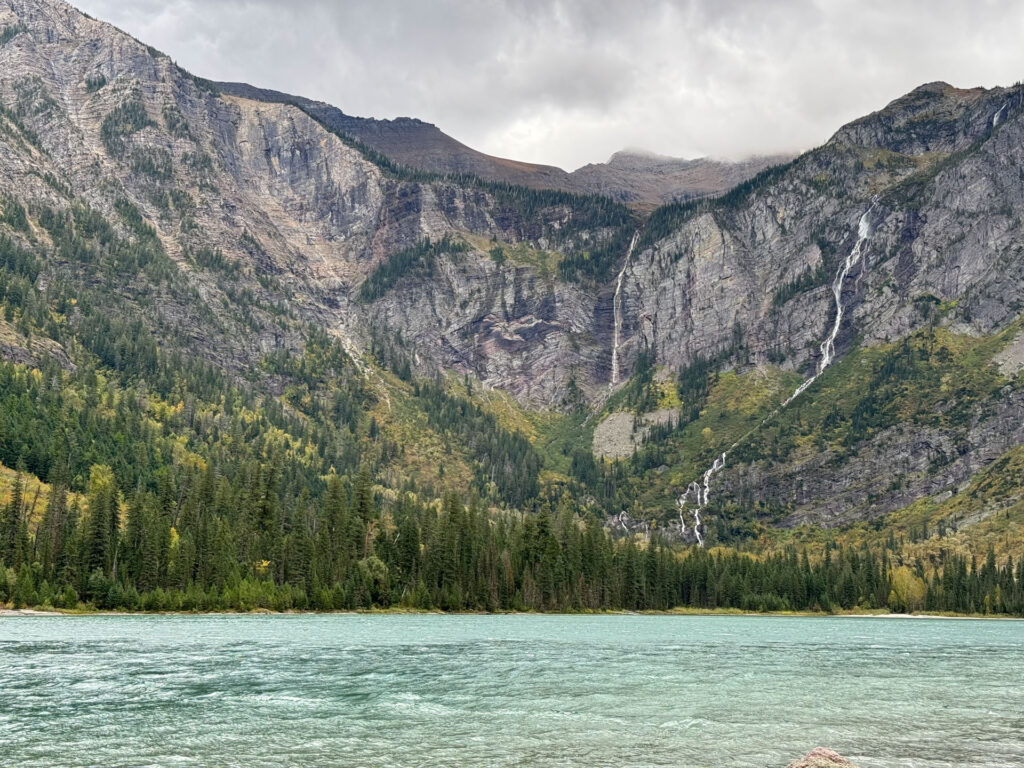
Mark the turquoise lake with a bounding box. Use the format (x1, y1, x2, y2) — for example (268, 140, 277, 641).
(1, 614, 1022, 767)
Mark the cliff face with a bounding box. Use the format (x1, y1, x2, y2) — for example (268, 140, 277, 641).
(0, 0, 622, 405)
(605, 80, 1024, 528)
(216, 81, 579, 192)
(3, 0, 1024, 530)
(617, 81, 1024, 379)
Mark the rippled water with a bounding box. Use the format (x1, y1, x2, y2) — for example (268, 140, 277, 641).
(1, 614, 1022, 767)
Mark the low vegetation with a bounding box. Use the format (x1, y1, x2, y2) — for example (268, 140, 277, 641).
(358, 236, 468, 302)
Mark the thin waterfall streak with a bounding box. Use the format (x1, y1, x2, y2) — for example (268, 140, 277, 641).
(611, 231, 640, 386)
(677, 452, 725, 548)
(782, 201, 876, 407)
(993, 101, 1009, 128)
(678, 201, 877, 547)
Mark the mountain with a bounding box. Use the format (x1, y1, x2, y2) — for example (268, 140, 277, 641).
(0, 0, 1022, 613)
(567, 149, 796, 208)
(603, 80, 1024, 532)
(215, 81, 580, 191)
(215, 81, 788, 208)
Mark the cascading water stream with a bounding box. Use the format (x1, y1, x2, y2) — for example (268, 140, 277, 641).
(676, 452, 726, 547)
(677, 202, 877, 546)
(993, 87, 1024, 128)
(610, 231, 641, 386)
(993, 101, 1009, 128)
(783, 200, 876, 406)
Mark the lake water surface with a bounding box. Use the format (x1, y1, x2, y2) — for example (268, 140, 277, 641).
(1, 614, 1022, 767)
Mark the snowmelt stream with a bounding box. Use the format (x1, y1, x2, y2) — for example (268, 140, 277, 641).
(611, 231, 641, 386)
(678, 202, 877, 545)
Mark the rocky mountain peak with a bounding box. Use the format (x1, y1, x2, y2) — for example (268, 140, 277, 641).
(828, 78, 1021, 154)
(605, 148, 693, 167)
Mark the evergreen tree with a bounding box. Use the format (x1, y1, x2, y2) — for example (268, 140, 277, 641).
(83, 464, 118, 582)
(0, 464, 26, 568)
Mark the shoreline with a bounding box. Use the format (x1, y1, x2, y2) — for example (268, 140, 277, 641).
(2, 606, 1021, 620)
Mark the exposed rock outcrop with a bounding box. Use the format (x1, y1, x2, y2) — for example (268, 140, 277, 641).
(786, 747, 860, 768)
(217, 81, 578, 191)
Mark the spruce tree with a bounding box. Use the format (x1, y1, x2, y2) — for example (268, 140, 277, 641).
(0, 466, 25, 568)
(84, 464, 118, 578)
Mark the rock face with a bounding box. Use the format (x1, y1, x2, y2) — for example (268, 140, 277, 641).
(368, 251, 600, 407)
(3, 0, 1024, 528)
(0, 0, 618, 405)
(786, 747, 860, 768)
(727, 386, 1024, 528)
(618, 81, 1024, 381)
(604, 81, 1024, 526)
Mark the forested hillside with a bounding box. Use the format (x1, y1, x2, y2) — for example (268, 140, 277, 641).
(0, 0, 1023, 616)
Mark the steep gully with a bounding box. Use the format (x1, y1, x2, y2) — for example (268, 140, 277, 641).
(676, 202, 878, 545)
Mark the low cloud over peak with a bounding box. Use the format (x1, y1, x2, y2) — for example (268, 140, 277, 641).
(75, 0, 1024, 170)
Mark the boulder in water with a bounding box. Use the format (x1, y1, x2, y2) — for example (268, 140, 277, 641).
(785, 748, 859, 768)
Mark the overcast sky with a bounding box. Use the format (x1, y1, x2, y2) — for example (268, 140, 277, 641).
(75, 0, 1024, 171)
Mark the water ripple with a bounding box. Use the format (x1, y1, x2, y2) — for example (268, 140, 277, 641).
(1, 614, 1022, 767)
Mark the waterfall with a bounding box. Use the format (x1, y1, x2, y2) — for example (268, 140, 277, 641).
(993, 101, 1009, 128)
(610, 231, 641, 386)
(783, 201, 876, 406)
(677, 202, 877, 546)
(676, 452, 725, 548)
(993, 87, 1024, 127)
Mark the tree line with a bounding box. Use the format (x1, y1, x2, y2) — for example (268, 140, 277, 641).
(2, 455, 1022, 615)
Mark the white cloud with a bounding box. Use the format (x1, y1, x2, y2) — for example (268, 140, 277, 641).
(73, 0, 1024, 170)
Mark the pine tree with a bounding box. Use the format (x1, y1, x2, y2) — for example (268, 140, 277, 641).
(36, 478, 68, 581)
(0, 465, 26, 568)
(84, 464, 118, 579)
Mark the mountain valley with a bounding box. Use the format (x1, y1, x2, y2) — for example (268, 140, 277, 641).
(0, 0, 1023, 614)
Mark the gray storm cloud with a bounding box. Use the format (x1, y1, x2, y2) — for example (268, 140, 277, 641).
(74, 0, 1024, 170)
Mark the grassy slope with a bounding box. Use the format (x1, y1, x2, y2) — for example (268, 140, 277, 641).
(376, 369, 475, 495)
(458, 232, 563, 278)
(591, 365, 803, 514)
(733, 325, 1016, 470)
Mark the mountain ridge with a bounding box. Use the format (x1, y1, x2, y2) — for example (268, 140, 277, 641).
(214, 80, 792, 208)
(0, 0, 1023, 557)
